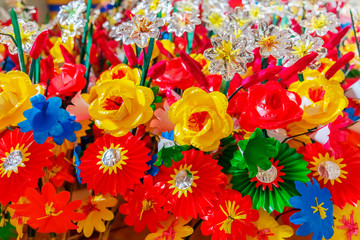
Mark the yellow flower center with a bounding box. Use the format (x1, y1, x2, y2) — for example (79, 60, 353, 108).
(311, 197, 328, 219)
(0, 144, 30, 178)
(311, 14, 328, 30)
(168, 164, 199, 198)
(215, 40, 240, 62)
(218, 200, 246, 234)
(258, 36, 279, 52)
(150, 0, 160, 11)
(292, 41, 314, 58)
(131, 15, 154, 35)
(48, 165, 63, 178)
(9, 22, 36, 44)
(97, 143, 128, 174)
(249, 6, 261, 19)
(208, 12, 224, 28)
(140, 199, 155, 220)
(37, 202, 64, 220)
(310, 152, 347, 185)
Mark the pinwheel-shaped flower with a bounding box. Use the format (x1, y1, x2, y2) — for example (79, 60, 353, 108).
(289, 180, 334, 240)
(115, 12, 165, 48)
(204, 32, 253, 80)
(167, 12, 201, 37)
(18, 94, 82, 145)
(300, 10, 340, 36)
(11, 182, 85, 233)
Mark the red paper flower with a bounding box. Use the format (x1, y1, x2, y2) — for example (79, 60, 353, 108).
(11, 182, 85, 233)
(155, 149, 226, 220)
(152, 58, 195, 90)
(119, 175, 169, 233)
(48, 152, 75, 187)
(0, 129, 52, 205)
(299, 142, 360, 208)
(200, 189, 259, 240)
(79, 133, 150, 196)
(239, 81, 303, 131)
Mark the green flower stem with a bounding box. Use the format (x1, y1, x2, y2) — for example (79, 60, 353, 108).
(80, 0, 92, 63)
(35, 58, 40, 84)
(83, 23, 93, 93)
(298, 73, 304, 82)
(186, 32, 195, 55)
(28, 59, 35, 82)
(261, 57, 268, 70)
(140, 38, 155, 86)
(227, 85, 243, 101)
(10, 9, 26, 73)
(219, 79, 230, 96)
(350, 11, 360, 59)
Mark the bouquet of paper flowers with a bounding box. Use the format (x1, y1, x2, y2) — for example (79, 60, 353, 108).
(1, 0, 360, 239)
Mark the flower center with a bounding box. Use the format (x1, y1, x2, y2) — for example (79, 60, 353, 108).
(308, 87, 325, 103)
(175, 169, 193, 190)
(311, 14, 328, 30)
(249, 6, 261, 19)
(0, 144, 29, 178)
(338, 211, 359, 239)
(149, 0, 160, 11)
(97, 144, 129, 175)
(256, 165, 278, 183)
(48, 165, 63, 178)
(140, 199, 155, 220)
(188, 111, 210, 132)
(133, 16, 153, 33)
(311, 197, 328, 219)
(102, 148, 122, 167)
(258, 36, 279, 51)
(218, 200, 246, 234)
(318, 160, 341, 180)
(81, 201, 100, 216)
(257, 228, 275, 240)
(37, 202, 64, 220)
(208, 12, 224, 28)
(103, 96, 124, 110)
(292, 41, 314, 58)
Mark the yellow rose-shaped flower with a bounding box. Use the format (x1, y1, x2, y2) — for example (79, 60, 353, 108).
(169, 87, 233, 151)
(99, 63, 141, 85)
(302, 59, 345, 83)
(0, 71, 42, 130)
(289, 77, 348, 129)
(89, 79, 154, 136)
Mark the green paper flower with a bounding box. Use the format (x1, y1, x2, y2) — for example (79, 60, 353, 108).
(215, 135, 242, 174)
(230, 141, 310, 213)
(0, 212, 17, 240)
(232, 128, 279, 178)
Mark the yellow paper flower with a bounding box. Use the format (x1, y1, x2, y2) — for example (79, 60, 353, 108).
(289, 77, 348, 129)
(77, 195, 118, 237)
(169, 87, 233, 151)
(247, 208, 294, 240)
(99, 63, 141, 85)
(331, 202, 360, 240)
(301, 59, 345, 83)
(89, 79, 154, 136)
(145, 215, 193, 240)
(7, 198, 29, 240)
(340, 40, 360, 69)
(49, 37, 75, 64)
(0, 71, 42, 130)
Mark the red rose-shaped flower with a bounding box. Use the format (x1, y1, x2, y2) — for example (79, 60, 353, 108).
(152, 58, 195, 90)
(201, 189, 259, 240)
(239, 81, 303, 131)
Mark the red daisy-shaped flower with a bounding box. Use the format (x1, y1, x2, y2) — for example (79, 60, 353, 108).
(200, 189, 259, 240)
(0, 129, 52, 205)
(119, 175, 169, 233)
(155, 149, 226, 220)
(79, 133, 150, 196)
(299, 142, 360, 208)
(11, 182, 85, 233)
(48, 152, 75, 187)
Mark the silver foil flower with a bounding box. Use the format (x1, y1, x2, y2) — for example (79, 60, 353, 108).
(283, 34, 327, 69)
(115, 12, 165, 48)
(252, 22, 293, 59)
(0, 19, 39, 54)
(204, 32, 254, 80)
(131, 0, 173, 22)
(228, 7, 253, 30)
(60, 18, 85, 43)
(201, 0, 229, 33)
(242, 0, 270, 23)
(175, 0, 200, 15)
(57, 0, 87, 25)
(167, 12, 201, 37)
(299, 10, 340, 36)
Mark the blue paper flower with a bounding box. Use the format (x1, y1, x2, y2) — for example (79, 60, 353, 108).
(161, 130, 174, 141)
(146, 152, 159, 176)
(74, 145, 82, 184)
(289, 179, 334, 240)
(344, 108, 360, 122)
(18, 94, 81, 145)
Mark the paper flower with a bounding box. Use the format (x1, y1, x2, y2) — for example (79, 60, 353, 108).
(289, 77, 348, 129)
(47, 152, 75, 187)
(155, 149, 226, 219)
(119, 175, 169, 232)
(300, 10, 340, 36)
(7, 198, 29, 240)
(299, 142, 360, 208)
(0, 19, 39, 54)
(204, 32, 253, 80)
(248, 208, 294, 240)
(145, 215, 193, 240)
(239, 81, 303, 132)
(59, 19, 86, 43)
(79, 133, 150, 196)
(11, 182, 85, 233)
(168, 87, 233, 152)
(200, 189, 259, 240)
(252, 22, 293, 59)
(115, 12, 164, 48)
(146, 153, 159, 176)
(230, 141, 310, 213)
(167, 12, 201, 37)
(0, 129, 52, 205)
(57, 0, 87, 25)
(289, 180, 334, 240)
(331, 202, 360, 240)
(0, 71, 41, 130)
(150, 101, 175, 134)
(77, 195, 118, 237)
(88, 79, 154, 137)
(18, 94, 82, 145)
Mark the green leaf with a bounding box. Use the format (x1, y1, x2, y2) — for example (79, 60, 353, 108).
(140, 38, 155, 86)
(10, 9, 26, 73)
(153, 96, 162, 103)
(0, 212, 17, 240)
(346, 69, 360, 78)
(151, 86, 159, 95)
(216, 135, 241, 174)
(155, 145, 190, 167)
